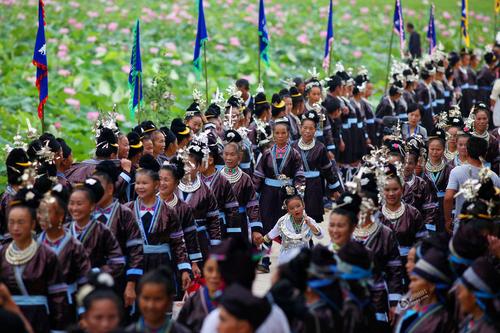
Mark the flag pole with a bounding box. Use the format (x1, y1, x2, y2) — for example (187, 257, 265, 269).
(384, 30, 395, 93)
(328, 40, 333, 76)
(137, 74, 142, 125)
(258, 37, 261, 84)
(41, 106, 46, 132)
(204, 43, 209, 103)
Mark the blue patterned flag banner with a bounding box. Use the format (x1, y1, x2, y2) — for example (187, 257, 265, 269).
(323, 0, 334, 71)
(461, 0, 470, 48)
(259, 0, 270, 67)
(427, 4, 436, 55)
(33, 0, 48, 119)
(128, 20, 143, 119)
(393, 0, 405, 57)
(193, 0, 208, 76)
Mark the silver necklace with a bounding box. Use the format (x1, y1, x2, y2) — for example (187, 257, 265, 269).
(473, 131, 489, 142)
(444, 146, 458, 161)
(405, 174, 416, 187)
(5, 239, 38, 266)
(298, 138, 315, 151)
(164, 193, 178, 208)
(425, 159, 446, 173)
(382, 203, 405, 220)
(179, 176, 201, 193)
(220, 166, 243, 184)
(353, 221, 379, 239)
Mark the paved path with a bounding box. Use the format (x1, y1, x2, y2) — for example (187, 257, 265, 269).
(252, 212, 331, 296)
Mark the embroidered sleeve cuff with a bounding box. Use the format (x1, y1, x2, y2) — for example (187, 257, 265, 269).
(126, 268, 143, 276)
(189, 252, 203, 261)
(178, 262, 192, 271)
(126, 239, 144, 247)
(328, 181, 341, 190)
(119, 172, 131, 183)
(389, 293, 402, 301)
(226, 227, 242, 233)
(210, 239, 222, 246)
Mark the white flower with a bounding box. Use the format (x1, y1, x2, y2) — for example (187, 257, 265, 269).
(52, 184, 63, 193)
(97, 272, 114, 287)
(343, 196, 353, 204)
(25, 191, 35, 201)
(85, 178, 97, 186)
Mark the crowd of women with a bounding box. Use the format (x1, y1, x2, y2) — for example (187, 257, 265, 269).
(0, 42, 499, 333)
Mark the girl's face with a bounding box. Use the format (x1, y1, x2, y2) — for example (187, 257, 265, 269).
(284, 97, 292, 114)
(383, 178, 403, 206)
(300, 120, 316, 143)
(139, 283, 171, 325)
(428, 139, 444, 161)
(447, 127, 458, 147)
(203, 258, 222, 294)
(218, 307, 250, 333)
(328, 213, 353, 247)
(135, 173, 158, 199)
(159, 169, 177, 198)
(404, 155, 417, 178)
(82, 299, 121, 333)
(187, 156, 200, 180)
(408, 110, 421, 127)
(8, 207, 35, 243)
(273, 124, 289, 146)
(406, 247, 417, 276)
(456, 283, 476, 315)
(187, 116, 203, 134)
(152, 132, 166, 156)
(474, 111, 488, 133)
(457, 137, 469, 158)
(118, 135, 130, 160)
(68, 190, 94, 223)
(308, 87, 322, 104)
(409, 275, 434, 302)
(142, 139, 154, 156)
(287, 198, 304, 220)
(223, 145, 240, 169)
(37, 200, 64, 231)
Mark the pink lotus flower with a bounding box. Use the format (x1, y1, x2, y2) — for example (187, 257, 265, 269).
(64, 87, 76, 95)
(58, 69, 71, 77)
(165, 42, 177, 51)
(68, 18, 77, 25)
(122, 65, 130, 74)
(360, 7, 369, 14)
(229, 37, 241, 47)
(320, 30, 327, 38)
(297, 33, 309, 45)
(342, 13, 352, 21)
(406, 9, 415, 17)
(91, 60, 103, 65)
(69, 1, 80, 8)
(86, 111, 99, 121)
(442, 31, 451, 37)
(66, 98, 80, 110)
(107, 22, 118, 31)
(74, 22, 84, 30)
(87, 36, 97, 43)
(59, 44, 68, 52)
(96, 46, 107, 56)
(87, 11, 99, 18)
(341, 38, 350, 45)
(149, 47, 159, 54)
(120, 28, 130, 34)
(116, 114, 126, 122)
(350, 0, 356, 5)
(59, 28, 69, 35)
(215, 44, 225, 51)
(54, 122, 62, 129)
(171, 59, 183, 66)
(442, 11, 451, 20)
(352, 50, 363, 58)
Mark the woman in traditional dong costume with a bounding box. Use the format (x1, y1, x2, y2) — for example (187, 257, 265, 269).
(1, 188, 70, 333)
(200, 136, 241, 239)
(177, 139, 221, 262)
(37, 183, 90, 322)
(292, 110, 341, 224)
(252, 117, 305, 272)
(125, 155, 191, 291)
(93, 161, 144, 309)
(158, 157, 203, 277)
(221, 130, 263, 244)
(247, 91, 271, 158)
(67, 178, 125, 280)
(470, 104, 499, 172)
(422, 128, 453, 232)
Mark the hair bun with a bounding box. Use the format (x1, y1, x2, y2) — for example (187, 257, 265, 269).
(11, 187, 42, 210)
(96, 128, 117, 145)
(95, 160, 120, 183)
(83, 177, 105, 203)
(271, 93, 282, 105)
(139, 154, 161, 173)
(162, 157, 186, 181)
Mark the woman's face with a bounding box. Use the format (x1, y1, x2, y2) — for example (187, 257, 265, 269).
(37, 200, 64, 231)
(284, 97, 292, 114)
(273, 124, 289, 146)
(457, 136, 469, 158)
(409, 275, 434, 302)
(300, 120, 316, 143)
(223, 144, 241, 169)
(456, 283, 476, 315)
(152, 132, 166, 157)
(474, 111, 488, 133)
(287, 198, 304, 220)
(408, 110, 421, 127)
(428, 139, 444, 162)
(404, 155, 417, 178)
(328, 213, 353, 247)
(203, 258, 222, 294)
(135, 173, 158, 199)
(383, 178, 403, 206)
(68, 191, 94, 223)
(447, 127, 458, 148)
(159, 169, 177, 198)
(217, 307, 251, 333)
(187, 156, 200, 180)
(118, 135, 130, 160)
(139, 283, 170, 325)
(142, 139, 154, 156)
(406, 247, 417, 276)
(307, 87, 322, 104)
(187, 116, 203, 134)
(82, 299, 121, 333)
(8, 207, 34, 244)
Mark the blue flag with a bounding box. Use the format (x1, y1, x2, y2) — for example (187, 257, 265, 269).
(33, 0, 48, 119)
(193, 0, 208, 76)
(258, 0, 270, 67)
(323, 0, 334, 71)
(427, 5, 436, 54)
(393, 0, 405, 57)
(128, 20, 143, 119)
(461, 0, 470, 48)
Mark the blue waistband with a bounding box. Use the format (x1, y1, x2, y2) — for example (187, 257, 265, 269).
(304, 171, 320, 178)
(240, 162, 251, 169)
(437, 191, 445, 198)
(143, 244, 171, 254)
(12, 295, 49, 314)
(365, 118, 375, 124)
(265, 178, 291, 187)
